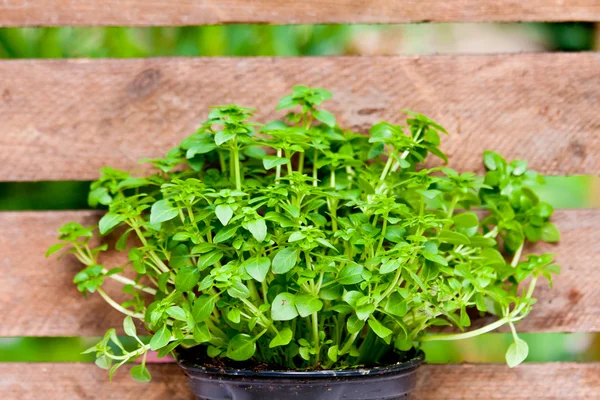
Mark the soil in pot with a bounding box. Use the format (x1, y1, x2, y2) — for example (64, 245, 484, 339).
(176, 347, 424, 400)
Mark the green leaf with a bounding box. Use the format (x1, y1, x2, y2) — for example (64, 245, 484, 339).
(227, 280, 251, 299)
(193, 323, 212, 343)
(123, 316, 137, 337)
(95, 354, 111, 370)
(213, 224, 239, 243)
(272, 247, 298, 274)
(45, 243, 65, 258)
(215, 131, 236, 146)
(264, 211, 296, 228)
(115, 229, 131, 251)
(170, 244, 189, 270)
(314, 109, 336, 127)
(338, 264, 364, 285)
(299, 346, 310, 361)
(327, 345, 339, 362)
(242, 257, 271, 282)
(130, 364, 151, 382)
(281, 203, 300, 219)
(166, 306, 187, 321)
(385, 226, 406, 243)
(453, 212, 479, 237)
(319, 284, 343, 300)
(269, 327, 293, 348)
(99, 212, 123, 235)
(192, 295, 215, 323)
(197, 251, 224, 271)
(215, 204, 234, 226)
(175, 266, 200, 292)
(346, 314, 365, 334)
(355, 303, 375, 321)
(288, 231, 306, 242)
(506, 337, 529, 368)
(276, 94, 296, 110)
(227, 308, 241, 324)
(263, 155, 290, 170)
(368, 317, 393, 339)
(271, 292, 298, 321)
(423, 251, 448, 266)
(395, 335, 413, 351)
(294, 294, 323, 318)
(186, 141, 218, 158)
(438, 230, 470, 245)
(247, 218, 267, 242)
(384, 292, 408, 317)
(380, 259, 402, 274)
(150, 200, 178, 225)
(459, 306, 471, 327)
(483, 150, 500, 170)
(541, 222, 560, 242)
(545, 263, 561, 275)
(149, 325, 171, 351)
(511, 159, 528, 176)
(316, 237, 337, 251)
(207, 345, 221, 358)
(88, 187, 112, 207)
(418, 189, 442, 200)
(226, 334, 256, 361)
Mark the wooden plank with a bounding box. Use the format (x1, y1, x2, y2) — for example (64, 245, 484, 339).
(1, 362, 599, 399)
(1, 0, 599, 26)
(1, 53, 599, 181)
(0, 209, 598, 336)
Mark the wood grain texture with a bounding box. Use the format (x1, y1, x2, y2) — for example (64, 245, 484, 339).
(0, 209, 598, 336)
(1, 0, 599, 26)
(1, 362, 599, 399)
(1, 54, 600, 181)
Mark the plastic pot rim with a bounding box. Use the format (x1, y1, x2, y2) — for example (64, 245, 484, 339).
(176, 349, 424, 379)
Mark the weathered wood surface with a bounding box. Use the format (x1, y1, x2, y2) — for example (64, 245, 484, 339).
(1, 0, 599, 26)
(1, 54, 599, 181)
(1, 362, 599, 399)
(0, 210, 598, 336)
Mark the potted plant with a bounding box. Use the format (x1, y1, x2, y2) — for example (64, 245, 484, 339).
(48, 86, 560, 399)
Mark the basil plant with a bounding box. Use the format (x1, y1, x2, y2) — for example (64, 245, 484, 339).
(49, 86, 559, 381)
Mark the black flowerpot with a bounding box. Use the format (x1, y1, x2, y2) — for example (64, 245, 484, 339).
(176, 349, 424, 400)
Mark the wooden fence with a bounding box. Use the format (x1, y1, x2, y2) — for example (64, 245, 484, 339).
(0, 2, 598, 398)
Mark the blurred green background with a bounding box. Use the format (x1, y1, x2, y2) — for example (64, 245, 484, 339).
(0, 23, 597, 58)
(1, 22, 598, 365)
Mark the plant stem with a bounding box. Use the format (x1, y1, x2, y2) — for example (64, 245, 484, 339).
(312, 312, 320, 365)
(511, 243, 524, 268)
(376, 212, 389, 254)
(312, 149, 319, 187)
(232, 137, 242, 191)
(340, 331, 360, 355)
(445, 196, 458, 222)
(275, 148, 282, 184)
(219, 151, 227, 176)
(512, 276, 538, 316)
(376, 150, 409, 194)
(377, 264, 403, 305)
(102, 269, 157, 295)
(484, 226, 498, 238)
(239, 297, 279, 335)
(261, 281, 269, 304)
(379, 153, 394, 182)
(97, 288, 144, 319)
(285, 150, 294, 176)
(419, 316, 510, 342)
